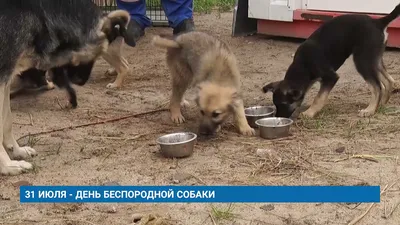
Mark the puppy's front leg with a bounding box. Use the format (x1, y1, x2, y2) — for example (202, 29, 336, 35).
(232, 99, 255, 136)
(169, 66, 191, 124)
(301, 88, 330, 118)
(170, 89, 186, 124)
(302, 74, 338, 118)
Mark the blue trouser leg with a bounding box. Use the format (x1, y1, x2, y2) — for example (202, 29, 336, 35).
(116, 0, 152, 28)
(161, 0, 193, 28)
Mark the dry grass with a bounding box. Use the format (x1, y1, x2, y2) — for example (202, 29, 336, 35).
(213, 100, 400, 187)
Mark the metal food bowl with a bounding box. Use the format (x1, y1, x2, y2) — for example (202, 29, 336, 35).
(156, 132, 197, 158)
(255, 117, 293, 139)
(245, 106, 276, 128)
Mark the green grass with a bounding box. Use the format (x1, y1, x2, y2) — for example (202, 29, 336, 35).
(146, 0, 236, 13)
(194, 0, 236, 13)
(211, 204, 236, 221)
(95, 0, 236, 14)
(376, 105, 400, 115)
(297, 106, 339, 130)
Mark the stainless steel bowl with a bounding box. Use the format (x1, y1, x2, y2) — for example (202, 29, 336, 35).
(255, 117, 293, 139)
(156, 132, 197, 158)
(245, 106, 275, 128)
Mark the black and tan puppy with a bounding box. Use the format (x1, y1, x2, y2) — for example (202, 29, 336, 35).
(11, 61, 96, 108)
(50, 62, 96, 108)
(10, 69, 55, 99)
(263, 3, 400, 119)
(152, 31, 255, 136)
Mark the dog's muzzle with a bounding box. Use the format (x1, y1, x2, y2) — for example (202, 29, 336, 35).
(275, 104, 297, 118)
(198, 120, 221, 136)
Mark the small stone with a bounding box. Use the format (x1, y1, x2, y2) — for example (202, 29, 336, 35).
(335, 147, 345, 153)
(169, 164, 177, 169)
(149, 148, 158, 154)
(13, 180, 32, 187)
(355, 181, 369, 186)
(0, 194, 10, 201)
(260, 204, 275, 211)
(256, 149, 273, 158)
(132, 213, 145, 222)
(107, 206, 117, 214)
(99, 205, 117, 214)
(105, 90, 114, 95)
(172, 172, 192, 183)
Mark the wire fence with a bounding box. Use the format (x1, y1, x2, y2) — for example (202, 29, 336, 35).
(92, 0, 168, 26)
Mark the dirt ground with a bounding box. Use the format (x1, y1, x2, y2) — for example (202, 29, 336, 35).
(1, 11, 400, 225)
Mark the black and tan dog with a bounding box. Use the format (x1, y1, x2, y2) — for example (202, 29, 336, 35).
(263, 3, 400, 119)
(152, 31, 255, 136)
(0, 0, 135, 176)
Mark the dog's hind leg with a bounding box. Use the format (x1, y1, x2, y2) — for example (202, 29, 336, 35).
(302, 73, 339, 118)
(360, 82, 381, 117)
(373, 54, 392, 105)
(0, 83, 34, 175)
(378, 59, 396, 104)
(378, 70, 392, 105)
(354, 62, 382, 117)
(103, 37, 130, 89)
(353, 39, 386, 117)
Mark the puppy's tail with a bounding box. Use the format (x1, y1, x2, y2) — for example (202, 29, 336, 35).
(152, 35, 181, 49)
(377, 3, 400, 29)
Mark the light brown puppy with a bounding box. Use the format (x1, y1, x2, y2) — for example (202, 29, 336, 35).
(152, 31, 255, 136)
(102, 36, 131, 89)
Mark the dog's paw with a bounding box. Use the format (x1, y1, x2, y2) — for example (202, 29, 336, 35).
(106, 82, 120, 89)
(181, 99, 190, 108)
(216, 125, 222, 133)
(239, 126, 256, 136)
(105, 68, 117, 77)
(46, 81, 55, 90)
(171, 113, 186, 124)
(0, 160, 33, 176)
(301, 110, 316, 119)
(11, 146, 37, 160)
(358, 109, 375, 117)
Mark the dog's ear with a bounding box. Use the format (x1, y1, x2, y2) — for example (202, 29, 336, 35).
(195, 83, 203, 92)
(262, 81, 281, 93)
(193, 84, 203, 105)
(288, 89, 303, 101)
(228, 90, 245, 111)
(231, 91, 241, 102)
